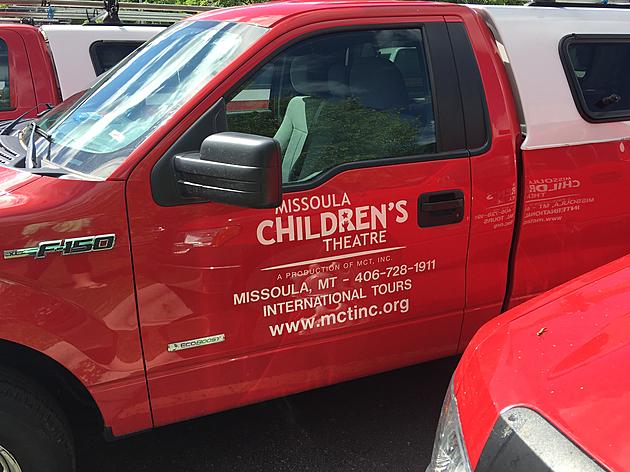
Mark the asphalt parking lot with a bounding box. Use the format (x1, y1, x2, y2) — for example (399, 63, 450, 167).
(76, 356, 458, 472)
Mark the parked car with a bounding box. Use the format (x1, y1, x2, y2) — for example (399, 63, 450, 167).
(2, 0, 630, 470)
(426, 253, 630, 472)
(0, 23, 163, 121)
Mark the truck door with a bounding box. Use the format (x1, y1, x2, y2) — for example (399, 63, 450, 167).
(0, 29, 36, 120)
(127, 20, 473, 427)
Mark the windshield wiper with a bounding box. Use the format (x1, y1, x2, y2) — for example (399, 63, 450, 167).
(1, 104, 53, 136)
(26, 121, 52, 169)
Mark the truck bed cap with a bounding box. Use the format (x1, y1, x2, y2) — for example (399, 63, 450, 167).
(476, 5, 630, 150)
(40, 24, 163, 99)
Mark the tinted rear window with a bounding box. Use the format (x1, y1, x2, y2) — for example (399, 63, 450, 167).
(90, 40, 144, 76)
(562, 36, 630, 122)
(0, 39, 10, 110)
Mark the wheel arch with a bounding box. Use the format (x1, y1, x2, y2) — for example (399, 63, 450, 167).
(0, 338, 105, 432)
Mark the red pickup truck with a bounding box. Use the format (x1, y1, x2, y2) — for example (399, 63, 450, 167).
(1, 1, 630, 470)
(427, 253, 630, 472)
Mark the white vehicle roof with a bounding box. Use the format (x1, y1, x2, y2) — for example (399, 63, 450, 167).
(40, 24, 163, 100)
(475, 5, 630, 150)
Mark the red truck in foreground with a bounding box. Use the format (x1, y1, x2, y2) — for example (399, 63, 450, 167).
(1, 1, 630, 470)
(427, 253, 630, 472)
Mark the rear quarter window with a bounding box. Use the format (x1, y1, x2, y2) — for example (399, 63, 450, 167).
(89, 40, 144, 76)
(561, 35, 630, 122)
(0, 39, 10, 110)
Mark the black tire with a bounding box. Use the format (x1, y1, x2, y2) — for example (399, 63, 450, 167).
(0, 366, 75, 472)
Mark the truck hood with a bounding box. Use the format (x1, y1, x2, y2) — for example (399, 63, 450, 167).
(0, 166, 40, 197)
(457, 254, 630, 471)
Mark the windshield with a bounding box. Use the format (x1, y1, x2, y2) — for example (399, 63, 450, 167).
(38, 91, 85, 132)
(17, 90, 86, 145)
(36, 20, 267, 178)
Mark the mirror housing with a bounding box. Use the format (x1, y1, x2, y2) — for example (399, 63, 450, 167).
(173, 132, 282, 209)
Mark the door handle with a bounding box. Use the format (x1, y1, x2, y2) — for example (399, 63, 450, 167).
(418, 190, 464, 228)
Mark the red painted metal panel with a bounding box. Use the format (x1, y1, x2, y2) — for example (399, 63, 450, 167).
(456, 255, 630, 471)
(0, 171, 151, 435)
(128, 156, 471, 426)
(458, 8, 521, 349)
(509, 140, 630, 307)
(0, 26, 61, 121)
(0, 27, 37, 119)
(18, 26, 61, 113)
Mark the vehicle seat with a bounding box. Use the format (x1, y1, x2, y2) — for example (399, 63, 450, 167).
(294, 57, 414, 180)
(348, 57, 410, 111)
(351, 57, 434, 150)
(273, 56, 329, 181)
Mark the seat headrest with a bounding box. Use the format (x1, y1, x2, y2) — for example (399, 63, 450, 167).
(290, 56, 329, 97)
(349, 57, 409, 110)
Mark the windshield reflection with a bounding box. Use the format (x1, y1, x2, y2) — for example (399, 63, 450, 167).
(35, 20, 267, 178)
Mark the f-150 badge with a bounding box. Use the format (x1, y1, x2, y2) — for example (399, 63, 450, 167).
(3, 234, 116, 260)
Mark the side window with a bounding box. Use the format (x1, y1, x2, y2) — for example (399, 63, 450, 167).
(562, 37, 630, 122)
(227, 65, 275, 137)
(90, 41, 144, 76)
(226, 29, 436, 185)
(0, 39, 10, 111)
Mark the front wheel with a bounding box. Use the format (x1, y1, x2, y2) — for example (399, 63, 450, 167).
(0, 445, 21, 472)
(0, 366, 75, 472)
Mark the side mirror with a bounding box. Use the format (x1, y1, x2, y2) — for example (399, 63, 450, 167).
(173, 132, 282, 209)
